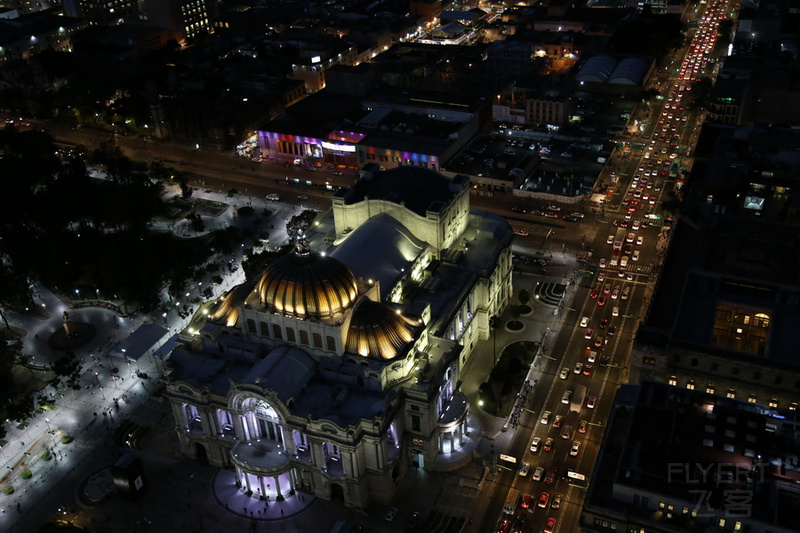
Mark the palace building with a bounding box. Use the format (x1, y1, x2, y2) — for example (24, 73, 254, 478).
(162, 164, 513, 509)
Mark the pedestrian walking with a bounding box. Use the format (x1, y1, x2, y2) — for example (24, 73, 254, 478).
(280, 509, 284, 516)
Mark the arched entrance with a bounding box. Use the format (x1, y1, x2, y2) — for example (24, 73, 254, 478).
(194, 442, 208, 464)
(330, 483, 345, 503)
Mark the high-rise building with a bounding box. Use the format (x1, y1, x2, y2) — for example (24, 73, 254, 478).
(62, 0, 143, 24)
(143, 0, 218, 43)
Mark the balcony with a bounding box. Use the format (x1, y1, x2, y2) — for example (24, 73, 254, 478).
(231, 438, 291, 475)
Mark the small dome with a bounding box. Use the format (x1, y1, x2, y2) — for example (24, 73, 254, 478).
(345, 298, 416, 361)
(256, 250, 358, 320)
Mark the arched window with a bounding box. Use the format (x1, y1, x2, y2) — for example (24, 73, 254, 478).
(326, 335, 336, 351)
(246, 319, 256, 333)
(286, 328, 296, 342)
(313, 333, 322, 348)
(272, 324, 283, 340)
(260, 321, 270, 337)
(299, 330, 309, 346)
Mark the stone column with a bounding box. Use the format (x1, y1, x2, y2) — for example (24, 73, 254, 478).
(273, 475, 283, 501)
(259, 476, 267, 499)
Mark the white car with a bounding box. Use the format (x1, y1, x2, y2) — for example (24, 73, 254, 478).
(633, 250, 640, 261)
(636, 236, 644, 246)
(599, 258, 607, 268)
(540, 410, 552, 425)
(612, 306, 620, 317)
(607, 235, 614, 245)
(580, 316, 589, 328)
(531, 437, 542, 453)
(560, 367, 570, 380)
(570, 441, 581, 457)
(532, 466, 545, 481)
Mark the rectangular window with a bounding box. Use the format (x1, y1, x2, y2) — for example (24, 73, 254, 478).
(411, 415, 420, 432)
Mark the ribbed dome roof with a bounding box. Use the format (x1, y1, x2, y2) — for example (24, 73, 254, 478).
(255, 250, 358, 320)
(345, 298, 416, 361)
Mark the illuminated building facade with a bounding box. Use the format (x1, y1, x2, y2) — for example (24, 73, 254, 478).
(163, 165, 513, 508)
(256, 88, 488, 171)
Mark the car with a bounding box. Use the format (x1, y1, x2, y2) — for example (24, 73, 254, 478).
(551, 493, 562, 510)
(587, 350, 597, 363)
(519, 462, 531, 476)
(547, 205, 561, 211)
(580, 316, 589, 328)
(598, 295, 606, 306)
(573, 362, 583, 374)
(543, 438, 554, 452)
(632, 220, 640, 230)
(583, 364, 593, 376)
(544, 517, 557, 533)
(514, 229, 529, 237)
(544, 466, 557, 485)
(606, 234, 614, 245)
(563, 216, 579, 223)
(608, 325, 617, 337)
(570, 441, 581, 457)
(266, 193, 280, 201)
(590, 289, 599, 299)
(633, 250, 640, 261)
(603, 283, 611, 294)
(611, 286, 620, 299)
(627, 272, 634, 281)
(599, 258, 606, 268)
(538, 268, 550, 275)
(587, 396, 597, 409)
(530, 437, 542, 453)
(612, 306, 620, 317)
(297, 194, 308, 200)
(599, 318, 608, 329)
(532, 466, 545, 481)
(571, 212, 585, 219)
(561, 425, 572, 440)
(385, 507, 398, 522)
(621, 285, 631, 299)
(495, 518, 511, 533)
(562, 390, 572, 404)
(521, 493, 533, 509)
(511, 206, 528, 214)
(594, 335, 604, 348)
(538, 492, 550, 508)
(578, 420, 588, 433)
(597, 272, 606, 282)
(553, 415, 564, 429)
(626, 232, 635, 243)
(584, 328, 594, 339)
(559, 367, 569, 380)
(599, 355, 610, 367)
(540, 410, 552, 425)
(543, 212, 559, 219)
(408, 511, 421, 528)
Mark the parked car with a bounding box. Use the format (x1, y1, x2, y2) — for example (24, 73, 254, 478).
(385, 507, 398, 522)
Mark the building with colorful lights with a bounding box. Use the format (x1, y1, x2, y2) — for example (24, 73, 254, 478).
(256, 87, 491, 172)
(162, 164, 513, 509)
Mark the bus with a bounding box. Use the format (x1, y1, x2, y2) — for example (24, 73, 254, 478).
(571, 385, 587, 413)
(503, 489, 521, 515)
(613, 228, 625, 251)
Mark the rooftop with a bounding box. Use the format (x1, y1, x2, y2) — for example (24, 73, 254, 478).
(344, 166, 459, 216)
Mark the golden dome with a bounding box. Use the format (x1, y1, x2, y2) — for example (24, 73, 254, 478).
(255, 250, 358, 320)
(345, 298, 416, 361)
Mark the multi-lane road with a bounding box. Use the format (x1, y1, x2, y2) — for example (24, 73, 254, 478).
(484, 1, 735, 531)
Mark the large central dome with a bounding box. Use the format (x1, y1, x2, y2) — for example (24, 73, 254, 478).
(255, 250, 358, 320)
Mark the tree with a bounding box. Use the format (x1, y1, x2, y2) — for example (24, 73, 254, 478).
(518, 289, 530, 306)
